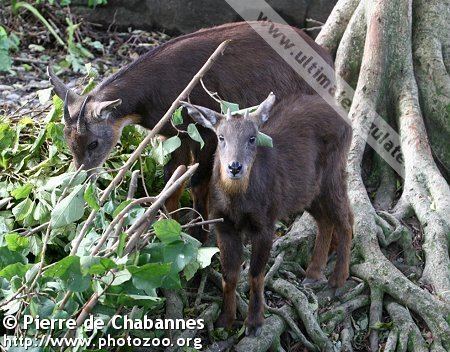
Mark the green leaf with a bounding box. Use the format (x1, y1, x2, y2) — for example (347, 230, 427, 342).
(256, 131, 273, 148)
(187, 123, 205, 149)
(33, 201, 50, 222)
(153, 219, 182, 244)
(80, 256, 116, 275)
(0, 246, 26, 270)
(163, 241, 198, 272)
(43, 171, 87, 191)
(0, 123, 16, 150)
(183, 261, 200, 281)
(12, 198, 34, 221)
(37, 87, 53, 104)
(43, 256, 90, 292)
(220, 101, 240, 114)
(81, 77, 96, 94)
(50, 185, 85, 228)
(0, 263, 31, 280)
(84, 182, 100, 210)
(11, 183, 33, 200)
(116, 232, 126, 257)
(5, 233, 29, 252)
(128, 263, 172, 293)
(29, 296, 55, 319)
(172, 107, 183, 126)
(162, 136, 181, 154)
(104, 269, 132, 286)
(197, 247, 220, 268)
(113, 199, 132, 218)
(0, 50, 12, 72)
(46, 122, 65, 150)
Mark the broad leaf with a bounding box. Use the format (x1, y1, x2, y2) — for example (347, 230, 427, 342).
(43, 171, 87, 191)
(5, 233, 29, 252)
(50, 185, 85, 228)
(162, 136, 181, 154)
(80, 256, 117, 276)
(187, 123, 205, 149)
(172, 107, 183, 125)
(113, 200, 132, 218)
(128, 263, 172, 293)
(220, 101, 240, 114)
(12, 198, 34, 221)
(0, 246, 26, 270)
(256, 131, 274, 148)
(11, 183, 33, 200)
(44, 256, 90, 292)
(197, 247, 220, 268)
(0, 262, 31, 280)
(84, 182, 100, 210)
(153, 219, 181, 244)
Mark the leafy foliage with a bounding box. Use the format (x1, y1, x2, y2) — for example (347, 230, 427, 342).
(0, 71, 219, 350)
(0, 26, 20, 72)
(7, 1, 106, 73)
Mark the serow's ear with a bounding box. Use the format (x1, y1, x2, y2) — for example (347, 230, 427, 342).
(249, 92, 276, 127)
(94, 99, 122, 120)
(180, 101, 222, 131)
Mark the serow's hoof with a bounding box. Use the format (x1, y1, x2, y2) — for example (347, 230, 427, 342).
(215, 312, 234, 329)
(302, 276, 327, 287)
(245, 324, 263, 337)
(328, 272, 348, 289)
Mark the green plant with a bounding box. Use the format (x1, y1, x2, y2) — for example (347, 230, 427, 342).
(0, 68, 218, 351)
(9, 1, 107, 72)
(0, 26, 20, 72)
(11, 1, 67, 47)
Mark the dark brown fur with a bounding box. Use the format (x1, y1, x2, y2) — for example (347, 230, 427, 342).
(53, 21, 333, 241)
(208, 95, 353, 334)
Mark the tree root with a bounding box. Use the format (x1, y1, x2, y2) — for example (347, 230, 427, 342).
(319, 295, 369, 333)
(167, 303, 219, 352)
(265, 304, 317, 351)
(163, 289, 184, 340)
(316, 0, 450, 349)
(368, 286, 383, 352)
(234, 306, 287, 352)
(269, 278, 332, 350)
(385, 299, 429, 352)
(316, 0, 361, 56)
(375, 211, 418, 266)
(340, 317, 354, 352)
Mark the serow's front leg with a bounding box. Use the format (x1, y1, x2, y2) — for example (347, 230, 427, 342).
(215, 221, 243, 329)
(246, 233, 273, 337)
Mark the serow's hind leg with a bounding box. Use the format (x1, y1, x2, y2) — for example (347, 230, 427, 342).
(328, 209, 353, 288)
(304, 214, 334, 286)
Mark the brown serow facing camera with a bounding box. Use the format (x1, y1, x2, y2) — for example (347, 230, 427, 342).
(182, 93, 353, 336)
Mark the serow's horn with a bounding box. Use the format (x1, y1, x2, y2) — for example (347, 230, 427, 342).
(63, 91, 72, 124)
(226, 108, 232, 120)
(77, 97, 89, 134)
(47, 65, 70, 100)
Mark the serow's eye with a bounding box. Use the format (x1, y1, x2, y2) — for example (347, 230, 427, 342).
(249, 136, 256, 144)
(218, 135, 225, 142)
(88, 141, 99, 151)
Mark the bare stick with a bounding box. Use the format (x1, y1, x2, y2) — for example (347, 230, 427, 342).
(90, 171, 144, 255)
(124, 164, 199, 254)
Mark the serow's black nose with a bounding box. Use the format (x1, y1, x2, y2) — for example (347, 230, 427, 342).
(228, 161, 242, 176)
